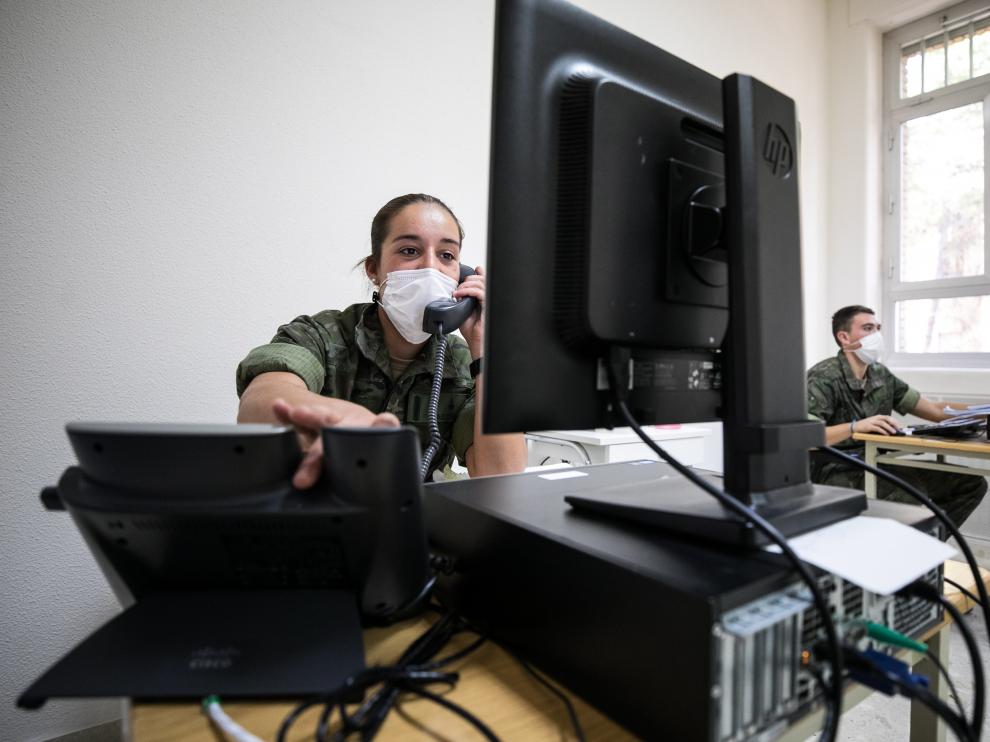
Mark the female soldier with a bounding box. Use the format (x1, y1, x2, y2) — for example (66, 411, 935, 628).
(236, 193, 526, 486)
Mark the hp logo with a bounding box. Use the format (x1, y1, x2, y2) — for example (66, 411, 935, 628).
(762, 123, 793, 178)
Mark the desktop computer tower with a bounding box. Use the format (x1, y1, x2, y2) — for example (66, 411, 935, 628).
(424, 461, 942, 742)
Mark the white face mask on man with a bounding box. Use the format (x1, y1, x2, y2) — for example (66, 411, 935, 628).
(378, 268, 459, 344)
(853, 331, 885, 365)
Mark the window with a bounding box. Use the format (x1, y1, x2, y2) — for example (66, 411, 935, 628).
(883, 0, 990, 366)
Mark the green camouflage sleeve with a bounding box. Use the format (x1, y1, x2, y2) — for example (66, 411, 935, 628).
(806, 373, 834, 423)
(891, 374, 921, 416)
(235, 315, 330, 397)
(450, 393, 476, 464)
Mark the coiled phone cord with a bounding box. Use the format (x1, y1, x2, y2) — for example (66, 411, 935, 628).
(419, 331, 447, 481)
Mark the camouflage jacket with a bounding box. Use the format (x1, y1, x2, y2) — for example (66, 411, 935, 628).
(806, 351, 920, 450)
(236, 303, 475, 477)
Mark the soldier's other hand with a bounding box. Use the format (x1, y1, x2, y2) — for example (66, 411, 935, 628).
(271, 399, 400, 489)
(854, 414, 901, 436)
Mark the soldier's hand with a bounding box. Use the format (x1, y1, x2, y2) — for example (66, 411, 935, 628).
(272, 398, 400, 489)
(854, 414, 901, 436)
(453, 265, 485, 359)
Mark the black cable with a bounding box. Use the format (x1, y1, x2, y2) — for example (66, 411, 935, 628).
(316, 702, 336, 742)
(904, 580, 985, 740)
(945, 576, 982, 608)
(277, 613, 482, 742)
(508, 651, 586, 742)
(335, 702, 359, 740)
(419, 330, 448, 481)
(325, 667, 460, 742)
(336, 612, 473, 740)
(845, 646, 974, 742)
(807, 665, 837, 741)
(926, 646, 969, 725)
(899, 683, 974, 742)
(604, 360, 844, 742)
(396, 682, 502, 741)
(823, 445, 989, 736)
(397, 612, 462, 666)
(277, 699, 325, 742)
(422, 635, 487, 670)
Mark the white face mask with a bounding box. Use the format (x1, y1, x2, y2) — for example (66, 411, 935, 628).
(853, 331, 885, 365)
(378, 268, 459, 344)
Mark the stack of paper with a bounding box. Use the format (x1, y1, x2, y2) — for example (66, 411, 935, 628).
(941, 404, 989, 426)
(942, 403, 990, 418)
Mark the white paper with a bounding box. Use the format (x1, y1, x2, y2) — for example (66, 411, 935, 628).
(538, 470, 588, 481)
(764, 516, 956, 596)
(944, 403, 990, 416)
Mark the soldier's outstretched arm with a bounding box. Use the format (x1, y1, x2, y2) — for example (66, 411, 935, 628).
(910, 397, 973, 423)
(238, 372, 370, 428)
(238, 371, 398, 488)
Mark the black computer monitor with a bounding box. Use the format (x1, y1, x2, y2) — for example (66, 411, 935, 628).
(482, 0, 865, 541)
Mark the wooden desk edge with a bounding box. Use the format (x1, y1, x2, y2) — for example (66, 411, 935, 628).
(853, 431, 990, 455)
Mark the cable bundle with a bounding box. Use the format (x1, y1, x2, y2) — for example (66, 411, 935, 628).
(274, 611, 494, 741)
(823, 446, 989, 741)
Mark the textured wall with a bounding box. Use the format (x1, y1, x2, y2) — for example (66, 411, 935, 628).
(0, 1, 832, 739)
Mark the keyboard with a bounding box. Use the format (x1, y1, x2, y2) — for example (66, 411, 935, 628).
(898, 419, 987, 439)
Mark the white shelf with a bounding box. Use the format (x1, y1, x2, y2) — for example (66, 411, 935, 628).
(526, 425, 712, 467)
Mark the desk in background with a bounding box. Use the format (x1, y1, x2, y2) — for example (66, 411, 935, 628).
(526, 425, 710, 468)
(853, 432, 990, 498)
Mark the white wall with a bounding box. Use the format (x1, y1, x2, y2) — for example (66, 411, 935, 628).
(823, 0, 990, 382)
(826, 1, 990, 567)
(1, 2, 494, 739)
(0, 1, 832, 739)
(824, 0, 884, 337)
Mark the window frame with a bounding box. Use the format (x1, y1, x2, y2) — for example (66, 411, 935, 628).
(882, 0, 990, 368)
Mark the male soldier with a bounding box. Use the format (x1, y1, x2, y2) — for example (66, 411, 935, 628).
(806, 305, 987, 528)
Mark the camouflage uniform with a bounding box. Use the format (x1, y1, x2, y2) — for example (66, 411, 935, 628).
(807, 351, 986, 528)
(236, 303, 475, 479)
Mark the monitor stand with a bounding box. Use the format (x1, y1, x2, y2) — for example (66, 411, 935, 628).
(589, 73, 867, 546)
(565, 470, 866, 547)
(18, 589, 365, 709)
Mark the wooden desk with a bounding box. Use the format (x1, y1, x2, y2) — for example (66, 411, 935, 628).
(128, 561, 989, 742)
(853, 432, 990, 498)
(129, 618, 637, 741)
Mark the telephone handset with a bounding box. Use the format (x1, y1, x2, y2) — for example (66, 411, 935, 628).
(421, 264, 478, 335)
(418, 263, 478, 481)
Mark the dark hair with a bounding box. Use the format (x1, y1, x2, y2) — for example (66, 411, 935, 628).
(361, 193, 465, 278)
(831, 305, 875, 346)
